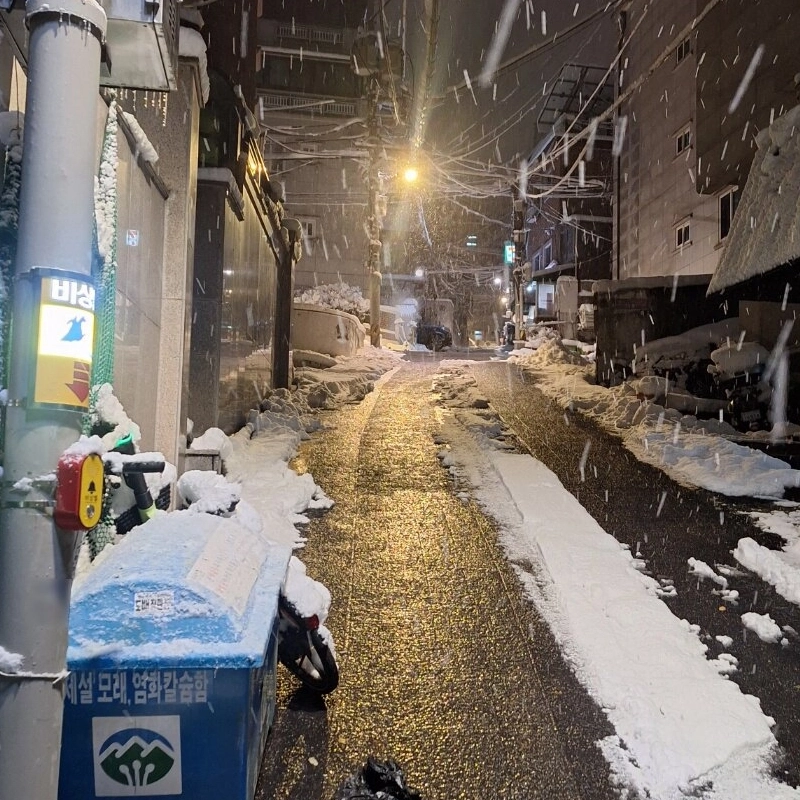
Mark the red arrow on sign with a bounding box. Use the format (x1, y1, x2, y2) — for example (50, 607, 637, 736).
(66, 361, 91, 403)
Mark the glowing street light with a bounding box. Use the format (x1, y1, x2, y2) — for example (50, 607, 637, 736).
(403, 166, 419, 184)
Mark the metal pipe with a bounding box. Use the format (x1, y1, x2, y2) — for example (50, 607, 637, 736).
(0, 2, 106, 798)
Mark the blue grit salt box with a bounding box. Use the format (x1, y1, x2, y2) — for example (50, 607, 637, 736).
(58, 510, 292, 800)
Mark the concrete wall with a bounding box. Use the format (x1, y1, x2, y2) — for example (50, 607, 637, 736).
(109, 60, 202, 464)
(266, 127, 368, 295)
(615, 0, 795, 284)
(695, 0, 797, 195)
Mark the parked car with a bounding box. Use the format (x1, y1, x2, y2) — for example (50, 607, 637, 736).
(416, 322, 452, 351)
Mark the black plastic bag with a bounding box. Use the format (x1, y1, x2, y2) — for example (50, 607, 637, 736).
(335, 757, 422, 800)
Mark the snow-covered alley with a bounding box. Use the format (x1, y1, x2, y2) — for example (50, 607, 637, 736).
(256, 359, 616, 800)
(250, 349, 800, 800)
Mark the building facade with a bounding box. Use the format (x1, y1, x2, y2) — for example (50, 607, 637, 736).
(256, 1, 375, 294)
(615, 0, 796, 283)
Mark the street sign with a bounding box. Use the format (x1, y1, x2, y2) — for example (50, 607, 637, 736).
(126, 229, 139, 247)
(30, 269, 96, 410)
(504, 241, 515, 265)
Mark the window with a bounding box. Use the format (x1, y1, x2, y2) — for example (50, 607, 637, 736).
(560, 226, 574, 261)
(543, 241, 553, 265)
(533, 253, 542, 272)
(676, 37, 691, 64)
(300, 219, 317, 239)
(675, 127, 691, 156)
(719, 187, 741, 240)
(676, 221, 691, 248)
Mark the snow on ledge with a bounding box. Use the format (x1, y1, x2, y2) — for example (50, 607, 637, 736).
(179, 27, 210, 104)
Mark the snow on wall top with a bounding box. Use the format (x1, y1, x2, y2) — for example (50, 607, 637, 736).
(708, 104, 800, 294)
(68, 510, 291, 670)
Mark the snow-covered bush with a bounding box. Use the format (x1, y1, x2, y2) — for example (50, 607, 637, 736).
(295, 282, 370, 321)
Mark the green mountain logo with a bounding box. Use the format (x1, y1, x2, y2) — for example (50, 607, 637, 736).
(98, 728, 176, 787)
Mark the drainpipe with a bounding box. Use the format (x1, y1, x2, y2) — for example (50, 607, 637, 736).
(0, 1, 106, 798)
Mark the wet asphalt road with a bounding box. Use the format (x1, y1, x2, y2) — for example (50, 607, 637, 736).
(257, 354, 800, 798)
(256, 358, 617, 800)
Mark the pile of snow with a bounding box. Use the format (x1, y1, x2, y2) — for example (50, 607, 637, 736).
(121, 111, 158, 164)
(179, 27, 210, 104)
(631, 318, 743, 378)
(292, 346, 402, 410)
(506, 340, 800, 499)
(520, 325, 560, 351)
(709, 341, 770, 381)
(295, 281, 370, 320)
(88, 383, 142, 450)
(0, 645, 23, 673)
(742, 612, 786, 645)
(734, 521, 800, 609)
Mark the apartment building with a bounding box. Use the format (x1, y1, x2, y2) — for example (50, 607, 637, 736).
(615, 0, 796, 283)
(525, 63, 615, 319)
(256, 1, 376, 293)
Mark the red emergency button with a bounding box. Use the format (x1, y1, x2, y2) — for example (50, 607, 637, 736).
(54, 452, 104, 531)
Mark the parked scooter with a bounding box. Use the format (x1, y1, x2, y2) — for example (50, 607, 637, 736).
(277, 591, 339, 694)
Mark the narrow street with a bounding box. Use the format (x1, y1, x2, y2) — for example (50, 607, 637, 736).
(256, 360, 617, 800)
(257, 355, 800, 798)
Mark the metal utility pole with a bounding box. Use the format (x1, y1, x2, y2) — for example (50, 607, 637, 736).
(366, 84, 383, 348)
(366, 0, 384, 347)
(512, 196, 528, 341)
(0, 0, 106, 798)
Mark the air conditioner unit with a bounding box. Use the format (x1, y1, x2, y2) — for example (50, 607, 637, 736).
(0, 0, 179, 91)
(100, 0, 179, 91)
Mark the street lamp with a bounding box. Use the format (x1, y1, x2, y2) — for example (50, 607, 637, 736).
(403, 166, 419, 184)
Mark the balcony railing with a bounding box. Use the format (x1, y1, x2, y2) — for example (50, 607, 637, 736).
(276, 23, 343, 46)
(259, 92, 357, 117)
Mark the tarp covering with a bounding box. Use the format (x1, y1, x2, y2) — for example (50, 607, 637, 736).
(707, 104, 800, 294)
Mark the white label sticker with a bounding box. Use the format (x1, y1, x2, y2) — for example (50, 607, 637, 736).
(133, 591, 175, 617)
(92, 715, 182, 796)
(188, 518, 269, 615)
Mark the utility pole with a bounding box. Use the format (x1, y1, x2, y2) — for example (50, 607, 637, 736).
(366, 81, 383, 348)
(0, 1, 106, 798)
(366, 0, 384, 347)
(512, 195, 528, 342)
